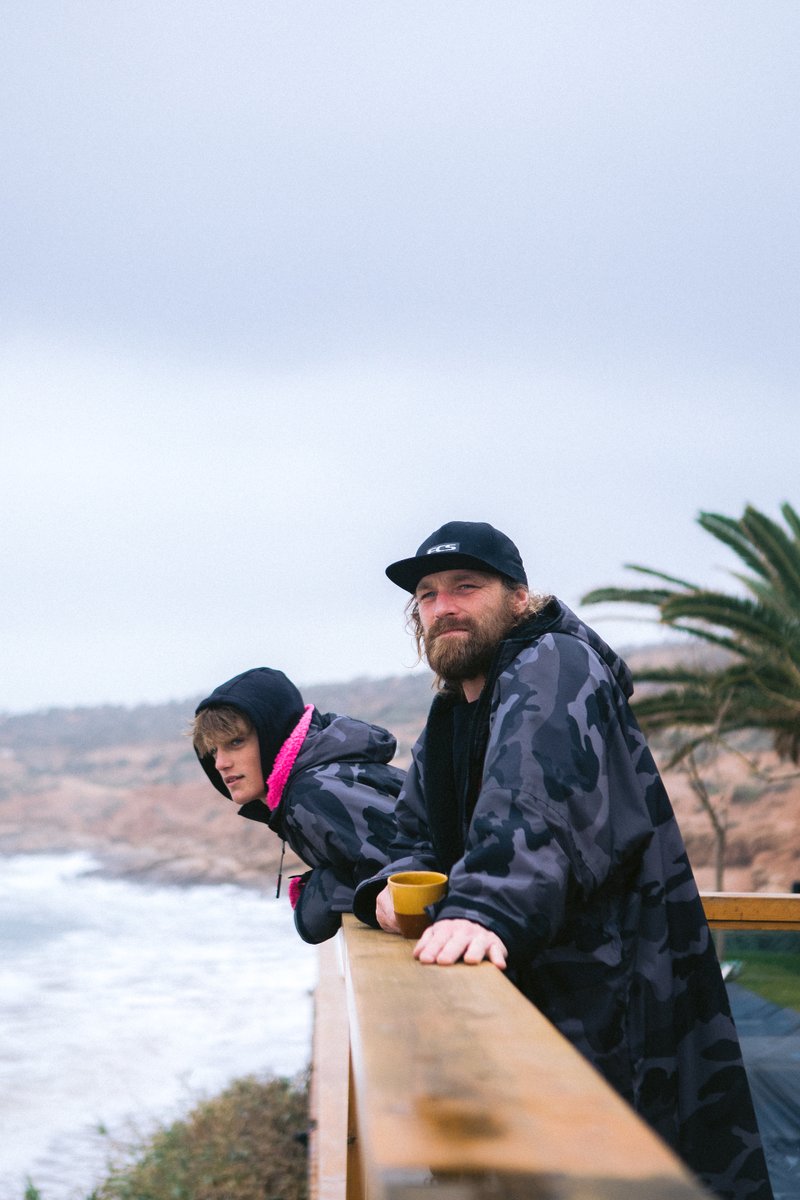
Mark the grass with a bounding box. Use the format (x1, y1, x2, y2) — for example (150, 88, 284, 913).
(21, 1074, 310, 1200)
(735, 951, 800, 1011)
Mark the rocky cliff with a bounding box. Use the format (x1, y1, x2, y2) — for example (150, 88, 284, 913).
(1, 665, 797, 893)
(0, 675, 431, 888)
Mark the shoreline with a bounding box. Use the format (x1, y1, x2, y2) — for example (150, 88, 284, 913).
(0, 835, 280, 893)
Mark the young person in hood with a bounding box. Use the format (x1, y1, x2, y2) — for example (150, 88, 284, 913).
(353, 521, 772, 1200)
(193, 667, 404, 945)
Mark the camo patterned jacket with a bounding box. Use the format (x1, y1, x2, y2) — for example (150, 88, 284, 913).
(235, 708, 404, 944)
(354, 599, 772, 1200)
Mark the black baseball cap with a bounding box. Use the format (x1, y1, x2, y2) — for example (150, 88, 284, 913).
(386, 521, 528, 593)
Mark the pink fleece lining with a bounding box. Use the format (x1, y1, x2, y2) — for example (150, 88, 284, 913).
(288, 875, 305, 909)
(265, 704, 314, 811)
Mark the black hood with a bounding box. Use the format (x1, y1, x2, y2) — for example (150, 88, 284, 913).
(194, 667, 305, 799)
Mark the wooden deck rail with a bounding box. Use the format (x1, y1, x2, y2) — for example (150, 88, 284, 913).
(700, 891, 800, 930)
(310, 915, 711, 1200)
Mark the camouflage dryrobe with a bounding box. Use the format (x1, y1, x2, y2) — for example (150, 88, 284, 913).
(354, 599, 773, 1200)
(239, 708, 404, 942)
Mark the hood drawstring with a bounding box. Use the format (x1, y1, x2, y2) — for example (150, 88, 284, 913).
(276, 838, 287, 899)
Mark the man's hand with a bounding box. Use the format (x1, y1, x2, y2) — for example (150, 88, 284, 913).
(413, 918, 507, 968)
(375, 884, 401, 934)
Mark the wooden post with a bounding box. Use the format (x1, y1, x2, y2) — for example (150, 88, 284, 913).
(310, 936, 351, 1200)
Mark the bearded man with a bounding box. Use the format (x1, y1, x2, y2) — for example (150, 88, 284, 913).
(354, 521, 772, 1200)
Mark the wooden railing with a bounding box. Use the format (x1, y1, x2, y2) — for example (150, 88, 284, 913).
(310, 896, 800, 1200)
(309, 916, 713, 1200)
(701, 891, 800, 930)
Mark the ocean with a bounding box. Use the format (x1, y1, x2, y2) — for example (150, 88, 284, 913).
(0, 852, 317, 1200)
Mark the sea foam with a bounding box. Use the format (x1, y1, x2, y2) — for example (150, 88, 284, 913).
(0, 852, 316, 1200)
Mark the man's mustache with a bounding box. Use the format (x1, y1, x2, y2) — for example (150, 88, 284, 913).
(427, 618, 475, 640)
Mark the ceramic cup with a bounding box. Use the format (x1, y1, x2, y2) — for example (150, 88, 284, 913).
(388, 870, 448, 939)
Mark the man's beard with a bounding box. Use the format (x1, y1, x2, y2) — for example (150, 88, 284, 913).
(423, 593, 520, 684)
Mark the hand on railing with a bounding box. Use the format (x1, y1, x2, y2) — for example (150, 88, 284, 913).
(414, 918, 508, 968)
(375, 885, 509, 966)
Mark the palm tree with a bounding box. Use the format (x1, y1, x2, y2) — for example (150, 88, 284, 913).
(582, 502, 800, 764)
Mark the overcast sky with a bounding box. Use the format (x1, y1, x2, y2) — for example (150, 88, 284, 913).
(2, 2, 798, 714)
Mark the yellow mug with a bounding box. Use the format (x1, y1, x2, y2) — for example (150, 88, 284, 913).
(388, 871, 448, 939)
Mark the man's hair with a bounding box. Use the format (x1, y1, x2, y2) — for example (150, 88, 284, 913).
(405, 576, 550, 692)
(192, 705, 253, 756)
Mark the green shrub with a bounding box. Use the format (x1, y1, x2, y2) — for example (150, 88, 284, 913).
(90, 1073, 309, 1200)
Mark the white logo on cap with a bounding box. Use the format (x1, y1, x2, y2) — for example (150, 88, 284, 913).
(426, 542, 459, 554)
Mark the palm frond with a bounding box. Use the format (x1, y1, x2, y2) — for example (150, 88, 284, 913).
(622, 563, 700, 590)
(580, 585, 673, 607)
(632, 683, 723, 722)
(697, 511, 770, 579)
(630, 665, 719, 686)
(740, 506, 800, 603)
(662, 593, 789, 650)
(664, 624, 745, 654)
(781, 502, 800, 541)
(659, 733, 715, 771)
